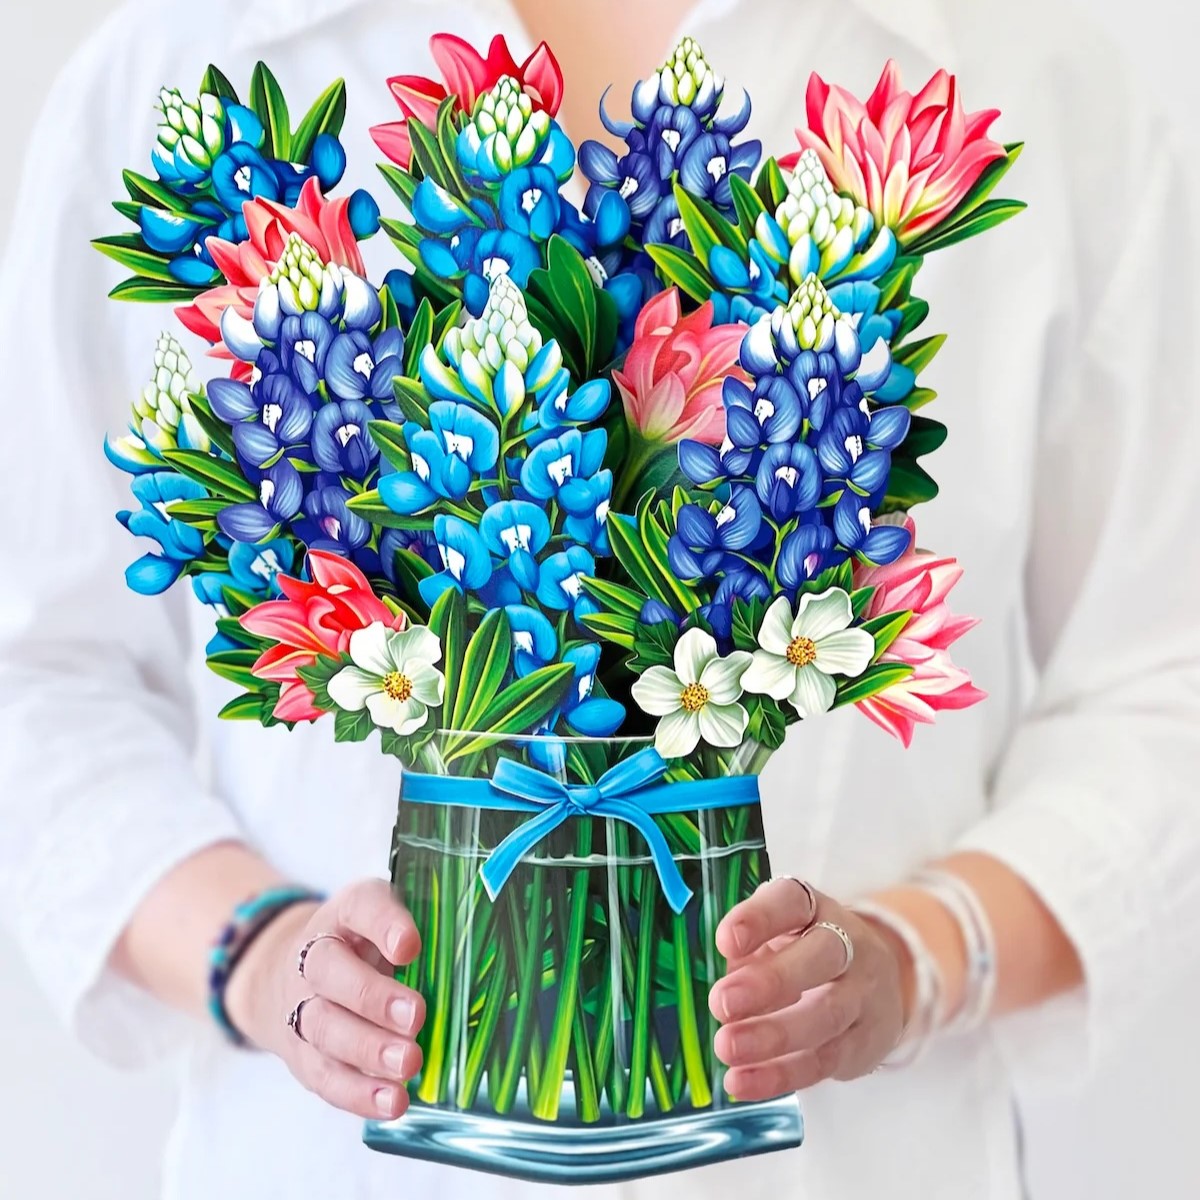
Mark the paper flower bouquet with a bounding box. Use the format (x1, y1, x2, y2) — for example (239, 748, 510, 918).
(99, 35, 1017, 1184)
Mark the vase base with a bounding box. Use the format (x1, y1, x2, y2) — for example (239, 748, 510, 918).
(363, 1096, 803, 1185)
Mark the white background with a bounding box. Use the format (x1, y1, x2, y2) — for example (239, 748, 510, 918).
(1, 2, 1197, 1198)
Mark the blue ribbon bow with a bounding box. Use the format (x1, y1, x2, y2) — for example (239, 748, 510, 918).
(401, 747, 760, 914)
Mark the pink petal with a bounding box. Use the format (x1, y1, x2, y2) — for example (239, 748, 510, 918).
(370, 121, 414, 168)
(521, 42, 564, 115)
(430, 33, 493, 110)
(806, 71, 832, 136)
(273, 681, 326, 724)
(865, 60, 905, 126)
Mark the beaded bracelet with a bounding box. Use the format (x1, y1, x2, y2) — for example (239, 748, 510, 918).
(851, 899, 946, 1068)
(910, 868, 998, 1034)
(207, 884, 326, 1047)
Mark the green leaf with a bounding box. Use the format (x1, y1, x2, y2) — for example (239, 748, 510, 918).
(899, 414, 947, 459)
(902, 387, 938, 412)
(673, 183, 724, 263)
(220, 587, 262, 618)
(369, 419, 411, 470)
(729, 172, 768, 241)
(334, 707, 375, 744)
(108, 276, 200, 304)
(345, 489, 431, 529)
(905, 144, 1024, 255)
(390, 377, 431, 425)
(91, 235, 176, 282)
(121, 169, 191, 213)
(206, 649, 260, 689)
(893, 298, 930, 344)
(199, 64, 240, 104)
(834, 663, 914, 708)
(249, 62, 291, 159)
(188, 390, 237, 457)
(850, 586, 875, 620)
(161, 449, 256, 500)
(908, 199, 1027, 256)
(800, 559, 854, 600)
(432, 300, 463, 351)
(291, 78, 347, 162)
(730, 596, 769, 653)
(165, 498, 227, 529)
(435, 95, 471, 199)
(218, 693, 268, 722)
(428, 588, 466, 723)
(881, 460, 939, 510)
(404, 298, 435, 377)
(378, 162, 418, 205)
(579, 575, 645, 621)
(607, 507, 697, 618)
(745, 695, 788, 751)
(644, 243, 714, 304)
(894, 334, 946, 376)
(860, 609, 912, 662)
(629, 619, 679, 674)
(389, 548, 435, 615)
(528, 236, 616, 380)
(296, 653, 350, 712)
(407, 116, 455, 193)
(877, 260, 920, 312)
(754, 157, 788, 210)
(449, 663, 574, 756)
(454, 609, 513, 730)
(578, 612, 639, 651)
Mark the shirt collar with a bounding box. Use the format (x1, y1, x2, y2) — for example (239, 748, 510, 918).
(230, 0, 957, 64)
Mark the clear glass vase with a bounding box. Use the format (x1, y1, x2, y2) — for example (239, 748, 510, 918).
(363, 733, 803, 1184)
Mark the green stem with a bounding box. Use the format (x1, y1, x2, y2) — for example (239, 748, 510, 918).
(533, 822, 594, 1119)
(493, 869, 545, 1114)
(417, 810, 457, 1104)
(673, 912, 712, 1107)
(611, 432, 663, 511)
(457, 937, 509, 1109)
(626, 867, 658, 1118)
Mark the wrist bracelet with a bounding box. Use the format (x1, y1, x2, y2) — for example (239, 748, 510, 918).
(207, 884, 326, 1047)
(851, 899, 945, 1069)
(910, 868, 997, 1034)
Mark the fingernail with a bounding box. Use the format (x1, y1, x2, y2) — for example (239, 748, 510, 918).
(731, 921, 750, 955)
(382, 1044, 410, 1079)
(720, 985, 748, 1021)
(375, 1086, 398, 1116)
(390, 996, 416, 1033)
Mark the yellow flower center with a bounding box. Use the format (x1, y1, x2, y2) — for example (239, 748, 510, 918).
(679, 682, 710, 713)
(382, 671, 413, 702)
(786, 636, 817, 667)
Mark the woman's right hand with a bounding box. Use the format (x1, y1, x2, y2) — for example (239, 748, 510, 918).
(224, 879, 426, 1121)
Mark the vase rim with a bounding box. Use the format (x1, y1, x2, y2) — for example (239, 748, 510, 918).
(422, 730, 657, 747)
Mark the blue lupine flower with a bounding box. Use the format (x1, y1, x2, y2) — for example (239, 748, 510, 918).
(419, 514, 494, 605)
(191, 538, 295, 610)
(777, 519, 838, 591)
(480, 500, 551, 591)
(279, 313, 336, 393)
(505, 605, 558, 676)
(430, 401, 501, 471)
(832, 491, 911, 565)
(644, 106, 704, 177)
(499, 165, 562, 241)
(536, 547, 596, 615)
(520, 429, 607, 503)
(209, 372, 313, 472)
(579, 143, 663, 220)
(292, 484, 371, 557)
(537, 377, 611, 432)
(723, 374, 804, 455)
(212, 143, 280, 211)
(705, 567, 772, 641)
(559, 644, 625, 736)
(117, 471, 207, 594)
(668, 488, 763, 580)
(378, 411, 490, 515)
(787, 350, 845, 432)
(640, 599, 681, 627)
(816, 406, 903, 499)
(562, 470, 612, 555)
(325, 328, 404, 404)
(755, 442, 823, 521)
(678, 132, 760, 208)
(218, 459, 305, 543)
(311, 399, 379, 479)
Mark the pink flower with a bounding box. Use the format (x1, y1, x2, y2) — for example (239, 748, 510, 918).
(239, 551, 406, 723)
(612, 289, 747, 447)
(371, 34, 564, 169)
(175, 178, 365, 355)
(782, 61, 1007, 244)
(852, 519, 986, 747)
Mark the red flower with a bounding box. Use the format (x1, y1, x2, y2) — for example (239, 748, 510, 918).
(239, 551, 406, 723)
(371, 34, 564, 168)
(175, 178, 365, 368)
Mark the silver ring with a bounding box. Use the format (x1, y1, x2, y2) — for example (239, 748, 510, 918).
(286, 995, 317, 1043)
(297, 932, 346, 979)
(804, 920, 855, 976)
(772, 875, 818, 934)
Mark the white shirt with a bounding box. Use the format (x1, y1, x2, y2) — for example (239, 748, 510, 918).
(2, 0, 1199, 1197)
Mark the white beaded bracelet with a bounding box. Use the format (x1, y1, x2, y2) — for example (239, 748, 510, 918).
(910, 869, 997, 1033)
(850, 899, 945, 1068)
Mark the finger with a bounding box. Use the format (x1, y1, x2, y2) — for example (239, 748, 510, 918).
(710, 923, 854, 1023)
(302, 936, 425, 1037)
(330, 880, 421, 966)
(716, 878, 820, 960)
(291, 1044, 411, 1121)
(723, 1037, 848, 1103)
(714, 982, 859, 1068)
(295, 995, 423, 1082)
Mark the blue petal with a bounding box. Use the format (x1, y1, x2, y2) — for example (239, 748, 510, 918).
(378, 471, 437, 515)
(139, 207, 202, 254)
(207, 378, 257, 422)
(232, 423, 280, 469)
(679, 440, 724, 485)
(218, 502, 279, 543)
(872, 364, 916, 404)
(861, 525, 912, 566)
(567, 697, 625, 737)
(226, 104, 264, 148)
(311, 134, 347, 190)
(578, 139, 620, 185)
(709, 245, 751, 289)
(125, 553, 184, 595)
(414, 180, 473, 234)
(868, 405, 911, 450)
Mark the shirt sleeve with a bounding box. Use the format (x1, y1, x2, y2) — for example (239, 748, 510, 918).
(0, 15, 245, 1068)
(954, 96, 1200, 1075)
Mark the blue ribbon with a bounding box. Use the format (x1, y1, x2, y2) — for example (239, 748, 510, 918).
(400, 747, 760, 914)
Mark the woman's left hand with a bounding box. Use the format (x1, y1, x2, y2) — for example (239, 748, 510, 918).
(709, 878, 909, 1101)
